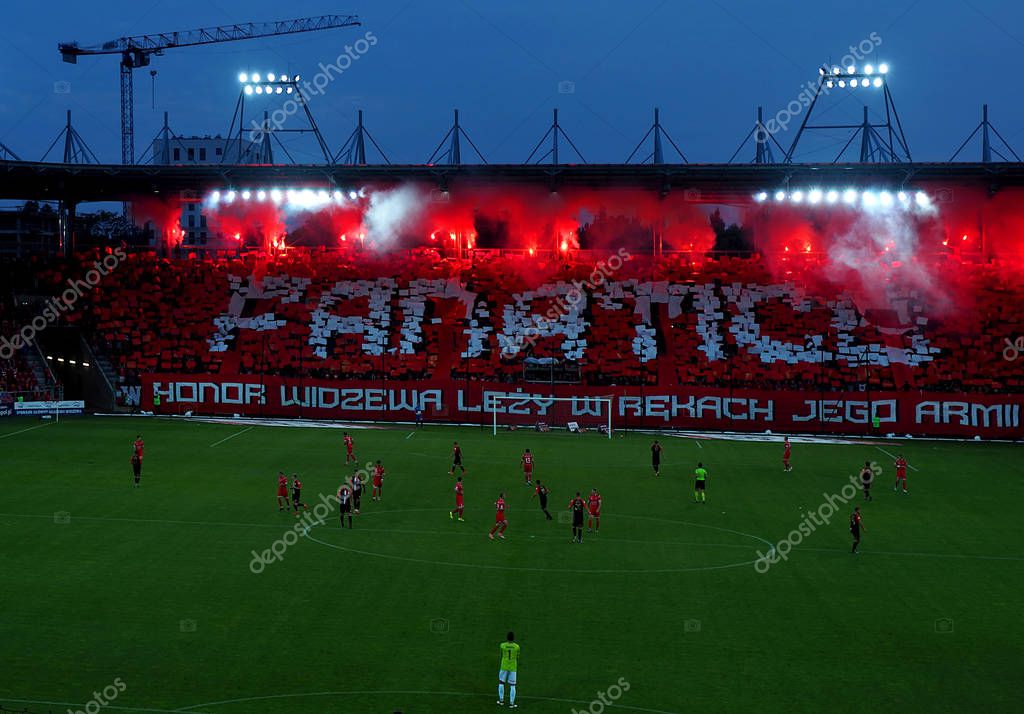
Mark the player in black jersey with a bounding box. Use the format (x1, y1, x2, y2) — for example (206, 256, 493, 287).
(568, 492, 586, 543)
(532, 480, 553, 520)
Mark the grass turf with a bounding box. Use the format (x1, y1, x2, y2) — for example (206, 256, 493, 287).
(0, 416, 1022, 714)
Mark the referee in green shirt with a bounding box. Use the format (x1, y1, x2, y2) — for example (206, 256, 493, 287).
(694, 462, 708, 503)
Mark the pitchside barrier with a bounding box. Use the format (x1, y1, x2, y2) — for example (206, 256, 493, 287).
(139, 373, 1024, 439)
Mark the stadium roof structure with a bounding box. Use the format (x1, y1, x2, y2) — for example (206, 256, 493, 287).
(2, 159, 1024, 204)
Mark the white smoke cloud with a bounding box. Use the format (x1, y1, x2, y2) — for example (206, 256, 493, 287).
(362, 184, 427, 246)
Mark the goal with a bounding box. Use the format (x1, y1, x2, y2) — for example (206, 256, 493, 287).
(489, 395, 613, 438)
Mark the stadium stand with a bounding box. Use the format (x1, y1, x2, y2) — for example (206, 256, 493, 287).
(24, 247, 1024, 402)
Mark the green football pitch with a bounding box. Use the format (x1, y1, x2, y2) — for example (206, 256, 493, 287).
(1, 416, 1022, 714)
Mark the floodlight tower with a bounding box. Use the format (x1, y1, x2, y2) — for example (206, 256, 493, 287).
(784, 62, 911, 163)
(223, 72, 332, 164)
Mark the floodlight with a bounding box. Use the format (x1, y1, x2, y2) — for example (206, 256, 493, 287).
(241, 190, 251, 200)
(808, 189, 823, 204)
(879, 63, 889, 74)
(286, 87, 294, 94)
(897, 191, 908, 203)
(294, 74, 301, 81)
(819, 67, 826, 76)
(754, 191, 768, 202)
(832, 66, 841, 75)
(275, 87, 283, 94)
(862, 190, 878, 207)
(774, 190, 786, 202)
(826, 80, 834, 89)
(210, 190, 221, 202)
(847, 65, 856, 74)
(791, 190, 804, 203)
(256, 190, 267, 201)
(264, 85, 272, 93)
(879, 191, 893, 207)
(826, 190, 839, 204)
(225, 190, 236, 203)
(280, 74, 289, 82)
(915, 191, 930, 208)
(251, 73, 261, 82)
(270, 189, 283, 203)
(842, 189, 857, 204)
(873, 77, 882, 87)
(238, 72, 248, 83)
(348, 190, 358, 200)
(267, 73, 276, 82)
(244, 85, 254, 95)
(255, 86, 263, 94)
(864, 64, 874, 75)
(838, 80, 846, 88)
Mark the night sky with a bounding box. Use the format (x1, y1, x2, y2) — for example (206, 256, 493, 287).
(1, 0, 1022, 165)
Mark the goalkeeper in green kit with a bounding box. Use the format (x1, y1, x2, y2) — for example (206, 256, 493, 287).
(497, 631, 520, 708)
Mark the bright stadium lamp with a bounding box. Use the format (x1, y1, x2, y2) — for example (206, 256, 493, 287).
(275, 87, 283, 94)
(897, 191, 908, 203)
(842, 189, 857, 204)
(256, 190, 267, 201)
(826, 80, 834, 89)
(873, 77, 883, 87)
(244, 85, 254, 95)
(774, 190, 786, 202)
(225, 190, 236, 203)
(879, 63, 889, 74)
(270, 189, 283, 203)
(915, 191, 930, 208)
(210, 190, 221, 202)
(264, 85, 273, 93)
(791, 190, 804, 203)
(280, 74, 289, 82)
(254, 86, 263, 94)
(847, 65, 856, 74)
(267, 73, 276, 82)
(754, 191, 768, 202)
(879, 191, 893, 207)
(286, 87, 294, 94)
(826, 190, 839, 204)
(241, 190, 251, 200)
(348, 190, 359, 200)
(808, 189, 823, 204)
(862, 190, 878, 207)
(832, 66, 841, 75)
(838, 80, 846, 88)
(251, 73, 261, 83)
(238, 72, 249, 83)
(864, 64, 874, 75)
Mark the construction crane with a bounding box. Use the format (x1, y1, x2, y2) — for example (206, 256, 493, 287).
(59, 15, 361, 165)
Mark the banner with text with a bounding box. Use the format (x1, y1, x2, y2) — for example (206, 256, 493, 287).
(140, 374, 1023, 439)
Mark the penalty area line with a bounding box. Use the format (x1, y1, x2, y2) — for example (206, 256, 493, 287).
(0, 422, 52, 440)
(209, 426, 254, 448)
(875, 445, 919, 471)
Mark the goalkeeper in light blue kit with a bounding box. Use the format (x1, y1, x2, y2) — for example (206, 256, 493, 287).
(497, 631, 520, 708)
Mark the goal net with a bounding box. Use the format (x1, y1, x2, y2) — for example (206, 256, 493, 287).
(489, 395, 613, 438)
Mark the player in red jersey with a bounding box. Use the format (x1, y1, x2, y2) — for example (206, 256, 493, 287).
(488, 493, 507, 540)
(450, 476, 465, 521)
(372, 460, 385, 501)
(521, 448, 534, 485)
(343, 432, 356, 465)
(276, 471, 291, 511)
(133, 435, 145, 460)
(893, 454, 909, 494)
(783, 436, 792, 472)
(587, 488, 603, 534)
(450, 441, 466, 475)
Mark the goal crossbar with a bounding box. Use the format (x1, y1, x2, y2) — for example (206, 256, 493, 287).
(488, 395, 613, 438)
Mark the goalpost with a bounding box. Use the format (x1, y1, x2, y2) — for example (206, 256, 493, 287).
(489, 395, 613, 439)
